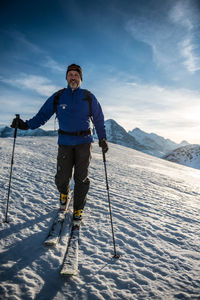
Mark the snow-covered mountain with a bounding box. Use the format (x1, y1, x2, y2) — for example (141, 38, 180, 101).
(0, 126, 57, 137)
(105, 119, 149, 153)
(129, 127, 188, 157)
(163, 144, 200, 170)
(0, 121, 190, 159)
(0, 137, 200, 299)
(105, 119, 190, 157)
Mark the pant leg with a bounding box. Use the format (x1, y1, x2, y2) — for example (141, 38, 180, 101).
(55, 145, 74, 194)
(73, 143, 92, 211)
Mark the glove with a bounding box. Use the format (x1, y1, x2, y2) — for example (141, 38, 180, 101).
(11, 118, 29, 130)
(99, 138, 109, 153)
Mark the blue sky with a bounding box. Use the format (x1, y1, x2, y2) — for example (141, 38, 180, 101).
(1, 0, 200, 143)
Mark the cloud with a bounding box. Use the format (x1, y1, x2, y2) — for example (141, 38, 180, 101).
(169, 0, 194, 30)
(1, 69, 200, 143)
(0, 74, 59, 96)
(0, 88, 44, 125)
(95, 76, 200, 143)
(9, 30, 43, 54)
(179, 38, 200, 72)
(125, 0, 200, 74)
(42, 56, 65, 73)
(2, 30, 65, 74)
(169, 0, 200, 73)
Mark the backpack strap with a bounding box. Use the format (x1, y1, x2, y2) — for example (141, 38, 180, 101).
(83, 89, 93, 123)
(53, 88, 65, 117)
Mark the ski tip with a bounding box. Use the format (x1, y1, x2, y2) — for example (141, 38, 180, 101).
(60, 270, 78, 276)
(44, 241, 57, 246)
(44, 236, 59, 246)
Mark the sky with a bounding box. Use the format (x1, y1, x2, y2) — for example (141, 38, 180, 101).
(0, 0, 200, 144)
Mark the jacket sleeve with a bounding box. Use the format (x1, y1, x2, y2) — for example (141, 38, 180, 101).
(91, 94, 107, 140)
(26, 94, 55, 129)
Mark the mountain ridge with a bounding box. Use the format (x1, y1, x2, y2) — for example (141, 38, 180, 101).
(105, 119, 189, 158)
(0, 120, 191, 157)
(163, 144, 200, 170)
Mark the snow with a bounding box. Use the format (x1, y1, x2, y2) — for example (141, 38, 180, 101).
(0, 137, 200, 300)
(104, 119, 147, 153)
(164, 144, 200, 170)
(0, 122, 192, 161)
(129, 127, 189, 158)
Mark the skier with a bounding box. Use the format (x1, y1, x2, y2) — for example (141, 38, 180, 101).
(11, 63, 108, 221)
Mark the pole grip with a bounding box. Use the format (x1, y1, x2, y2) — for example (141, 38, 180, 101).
(14, 114, 20, 138)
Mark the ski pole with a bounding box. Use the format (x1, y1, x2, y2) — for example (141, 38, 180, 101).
(4, 114, 20, 223)
(102, 150, 120, 259)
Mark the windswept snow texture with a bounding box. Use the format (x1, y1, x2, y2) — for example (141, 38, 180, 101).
(0, 137, 200, 300)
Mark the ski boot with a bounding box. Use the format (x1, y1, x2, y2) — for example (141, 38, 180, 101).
(60, 193, 68, 211)
(73, 209, 83, 221)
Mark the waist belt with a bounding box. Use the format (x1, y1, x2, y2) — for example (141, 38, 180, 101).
(58, 128, 92, 136)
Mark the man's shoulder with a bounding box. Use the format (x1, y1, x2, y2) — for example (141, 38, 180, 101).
(79, 88, 96, 98)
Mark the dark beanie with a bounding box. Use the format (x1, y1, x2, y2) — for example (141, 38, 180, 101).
(66, 64, 82, 81)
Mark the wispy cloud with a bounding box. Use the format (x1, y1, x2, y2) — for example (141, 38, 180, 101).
(9, 30, 43, 54)
(169, 0, 200, 73)
(126, 0, 200, 75)
(0, 74, 59, 96)
(42, 56, 65, 73)
(2, 30, 65, 74)
(169, 0, 194, 30)
(0, 87, 45, 125)
(179, 38, 200, 72)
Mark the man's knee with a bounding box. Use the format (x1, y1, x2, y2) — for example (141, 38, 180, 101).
(75, 177, 90, 186)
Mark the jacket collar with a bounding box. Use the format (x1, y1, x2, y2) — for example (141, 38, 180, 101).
(67, 85, 81, 93)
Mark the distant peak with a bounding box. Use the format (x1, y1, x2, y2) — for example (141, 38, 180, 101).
(106, 119, 116, 124)
(134, 127, 142, 132)
(128, 127, 144, 134)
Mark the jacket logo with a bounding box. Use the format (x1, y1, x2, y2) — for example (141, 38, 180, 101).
(60, 104, 67, 110)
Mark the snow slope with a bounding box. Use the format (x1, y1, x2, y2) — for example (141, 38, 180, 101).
(0, 137, 200, 300)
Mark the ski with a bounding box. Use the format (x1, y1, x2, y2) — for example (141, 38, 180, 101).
(44, 191, 73, 246)
(60, 220, 81, 276)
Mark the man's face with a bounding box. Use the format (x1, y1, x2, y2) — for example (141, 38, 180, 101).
(67, 70, 81, 90)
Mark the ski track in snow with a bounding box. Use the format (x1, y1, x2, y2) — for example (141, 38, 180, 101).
(0, 137, 200, 300)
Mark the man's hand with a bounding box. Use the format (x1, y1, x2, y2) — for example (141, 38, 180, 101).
(99, 138, 109, 153)
(11, 118, 29, 130)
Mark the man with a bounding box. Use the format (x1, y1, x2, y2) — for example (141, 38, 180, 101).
(11, 64, 108, 221)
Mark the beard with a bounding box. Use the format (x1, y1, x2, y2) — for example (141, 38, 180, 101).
(68, 79, 80, 90)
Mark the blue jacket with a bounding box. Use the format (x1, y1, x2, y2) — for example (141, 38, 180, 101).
(27, 86, 106, 145)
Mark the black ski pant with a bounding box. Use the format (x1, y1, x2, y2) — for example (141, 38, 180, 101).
(55, 143, 92, 211)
